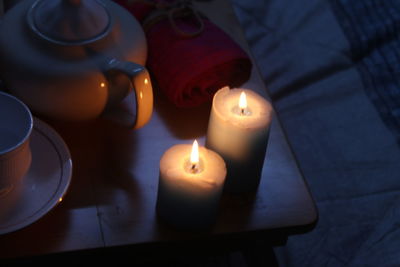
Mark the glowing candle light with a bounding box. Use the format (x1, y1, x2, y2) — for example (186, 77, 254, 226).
(156, 140, 226, 229)
(239, 91, 247, 115)
(206, 87, 273, 193)
(190, 140, 199, 171)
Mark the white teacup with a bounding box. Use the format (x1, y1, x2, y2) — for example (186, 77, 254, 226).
(0, 91, 33, 198)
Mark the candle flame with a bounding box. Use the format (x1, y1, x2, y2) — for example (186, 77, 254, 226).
(239, 91, 247, 110)
(190, 140, 199, 166)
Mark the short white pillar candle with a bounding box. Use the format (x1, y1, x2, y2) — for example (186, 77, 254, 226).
(206, 87, 273, 193)
(156, 140, 227, 230)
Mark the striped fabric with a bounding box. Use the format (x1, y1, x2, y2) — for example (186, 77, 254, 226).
(330, 0, 400, 143)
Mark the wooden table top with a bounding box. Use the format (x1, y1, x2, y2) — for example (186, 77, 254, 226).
(0, 0, 317, 260)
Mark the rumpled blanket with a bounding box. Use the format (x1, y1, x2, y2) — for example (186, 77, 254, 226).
(232, 0, 400, 266)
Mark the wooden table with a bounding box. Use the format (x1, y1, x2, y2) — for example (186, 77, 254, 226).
(0, 0, 317, 263)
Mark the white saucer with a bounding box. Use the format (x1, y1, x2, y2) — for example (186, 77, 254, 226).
(0, 118, 72, 235)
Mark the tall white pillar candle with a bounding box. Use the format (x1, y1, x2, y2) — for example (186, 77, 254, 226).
(206, 87, 273, 193)
(156, 141, 226, 230)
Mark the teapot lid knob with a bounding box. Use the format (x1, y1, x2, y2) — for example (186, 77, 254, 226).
(28, 0, 111, 45)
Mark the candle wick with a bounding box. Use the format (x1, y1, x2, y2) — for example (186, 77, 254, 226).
(241, 108, 245, 115)
(191, 163, 198, 173)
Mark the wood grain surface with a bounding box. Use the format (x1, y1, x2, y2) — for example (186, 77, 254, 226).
(0, 0, 317, 260)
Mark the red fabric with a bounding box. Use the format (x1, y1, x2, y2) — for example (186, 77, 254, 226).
(115, 0, 252, 107)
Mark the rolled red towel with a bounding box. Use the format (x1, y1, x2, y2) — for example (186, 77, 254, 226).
(114, 0, 252, 108)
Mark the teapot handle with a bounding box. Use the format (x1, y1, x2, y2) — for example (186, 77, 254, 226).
(105, 59, 153, 129)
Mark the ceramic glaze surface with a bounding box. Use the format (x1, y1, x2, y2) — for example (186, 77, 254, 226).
(0, 129, 20, 152)
(0, 0, 152, 127)
(0, 92, 33, 201)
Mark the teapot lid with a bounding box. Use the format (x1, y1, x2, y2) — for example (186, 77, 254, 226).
(27, 0, 111, 45)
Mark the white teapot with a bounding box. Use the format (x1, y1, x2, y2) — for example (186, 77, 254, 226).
(0, 0, 153, 128)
